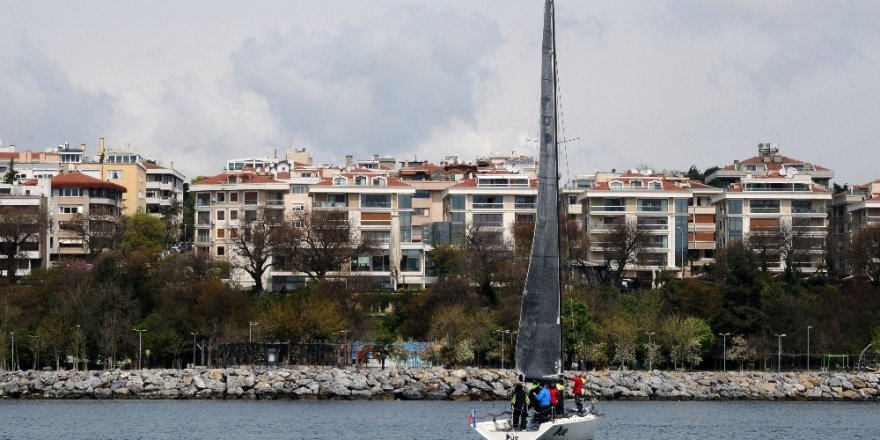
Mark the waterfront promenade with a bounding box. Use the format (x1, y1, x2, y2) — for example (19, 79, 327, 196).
(2, 367, 879, 401)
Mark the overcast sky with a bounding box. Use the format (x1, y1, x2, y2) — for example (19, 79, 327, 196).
(1, 0, 878, 185)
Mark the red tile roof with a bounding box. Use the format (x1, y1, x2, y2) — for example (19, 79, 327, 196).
(195, 171, 282, 185)
(313, 173, 412, 187)
(51, 171, 127, 192)
(720, 155, 830, 172)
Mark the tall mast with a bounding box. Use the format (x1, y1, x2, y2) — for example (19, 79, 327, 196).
(515, 0, 562, 383)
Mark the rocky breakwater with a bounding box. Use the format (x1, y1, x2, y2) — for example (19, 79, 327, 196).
(2, 368, 880, 401)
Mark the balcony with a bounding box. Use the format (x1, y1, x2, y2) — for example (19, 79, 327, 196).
(473, 202, 503, 210)
(315, 202, 348, 209)
(515, 203, 536, 210)
(590, 205, 625, 213)
(266, 200, 285, 208)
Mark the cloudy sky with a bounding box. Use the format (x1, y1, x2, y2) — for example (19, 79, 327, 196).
(1, 0, 878, 185)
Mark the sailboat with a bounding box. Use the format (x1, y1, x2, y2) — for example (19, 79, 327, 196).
(472, 1, 599, 439)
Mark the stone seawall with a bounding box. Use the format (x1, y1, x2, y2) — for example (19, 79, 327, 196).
(1, 367, 879, 401)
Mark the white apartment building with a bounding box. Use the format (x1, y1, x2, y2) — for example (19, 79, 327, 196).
(440, 173, 538, 245)
(578, 171, 722, 281)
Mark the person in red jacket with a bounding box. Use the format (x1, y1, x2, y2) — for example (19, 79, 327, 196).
(547, 382, 560, 419)
(572, 372, 586, 413)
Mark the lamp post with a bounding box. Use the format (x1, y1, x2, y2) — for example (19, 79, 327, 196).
(248, 322, 258, 343)
(676, 226, 684, 279)
(718, 332, 731, 371)
(190, 332, 198, 368)
(8, 331, 14, 371)
(75, 325, 81, 371)
(133, 328, 147, 369)
(645, 332, 656, 371)
(775, 333, 786, 372)
(494, 330, 511, 370)
(806, 325, 813, 372)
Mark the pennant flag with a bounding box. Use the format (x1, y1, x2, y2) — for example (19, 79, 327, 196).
(468, 409, 476, 427)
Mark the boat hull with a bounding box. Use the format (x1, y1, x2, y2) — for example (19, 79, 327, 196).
(473, 413, 598, 440)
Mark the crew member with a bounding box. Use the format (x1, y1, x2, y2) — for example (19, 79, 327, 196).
(510, 383, 529, 430)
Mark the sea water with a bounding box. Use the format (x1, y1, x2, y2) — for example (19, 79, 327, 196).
(1, 399, 878, 439)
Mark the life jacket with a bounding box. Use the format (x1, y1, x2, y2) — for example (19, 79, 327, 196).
(510, 387, 529, 409)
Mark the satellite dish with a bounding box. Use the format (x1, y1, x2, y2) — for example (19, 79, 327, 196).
(787, 167, 798, 178)
(778, 168, 787, 176)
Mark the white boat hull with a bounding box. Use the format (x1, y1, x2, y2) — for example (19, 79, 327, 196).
(473, 413, 599, 440)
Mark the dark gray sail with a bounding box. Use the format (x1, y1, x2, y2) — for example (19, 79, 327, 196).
(515, 0, 561, 382)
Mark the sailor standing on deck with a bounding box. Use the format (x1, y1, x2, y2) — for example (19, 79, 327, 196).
(572, 372, 586, 413)
(510, 384, 529, 430)
(533, 383, 552, 425)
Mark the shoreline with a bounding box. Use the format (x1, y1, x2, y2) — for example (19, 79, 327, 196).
(1, 367, 878, 401)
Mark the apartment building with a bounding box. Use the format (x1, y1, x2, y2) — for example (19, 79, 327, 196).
(190, 170, 288, 287)
(710, 145, 834, 274)
(829, 179, 880, 274)
(440, 173, 538, 245)
(578, 170, 722, 281)
(287, 171, 420, 291)
(0, 180, 51, 278)
(50, 171, 127, 258)
(144, 160, 186, 217)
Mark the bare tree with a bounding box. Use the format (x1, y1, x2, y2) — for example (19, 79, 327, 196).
(599, 218, 648, 285)
(745, 224, 782, 273)
(228, 207, 286, 293)
(0, 205, 48, 283)
(283, 209, 374, 282)
(846, 223, 880, 285)
(779, 217, 820, 278)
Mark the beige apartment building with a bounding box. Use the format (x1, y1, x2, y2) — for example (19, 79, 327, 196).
(50, 171, 127, 259)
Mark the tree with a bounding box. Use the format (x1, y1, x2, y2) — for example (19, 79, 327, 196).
(778, 217, 819, 280)
(726, 335, 757, 371)
(283, 209, 374, 282)
(847, 224, 880, 285)
(228, 207, 286, 293)
(711, 242, 766, 335)
(0, 205, 48, 283)
(121, 212, 167, 257)
(3, 158, 16, 184)
(745, 224, 782, 273)
(600, 218, 649, 285)
(562, 297, 594, 366)
(661, 315, 711, 369)
(461, 225, 512, 305)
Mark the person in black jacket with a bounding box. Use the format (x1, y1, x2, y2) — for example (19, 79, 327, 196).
(510, 383, 529, 430)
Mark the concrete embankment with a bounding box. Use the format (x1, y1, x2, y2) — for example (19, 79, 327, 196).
(1, 367, 878, 401)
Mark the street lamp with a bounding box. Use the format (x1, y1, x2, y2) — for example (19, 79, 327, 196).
(75, 325, 81, 371)
(494, 330, 511, 370)
(133, 328, 147, 369)
(806, 326, 813, 372)
(29, 335, 39, 370)
(645, 332, 656, 371)
(8, 331, 15, 371)
(248, 322, 258, 343)
(718, 332, 731, 371)
(775, 333, 787, 372)
(190, 332, 199, 368)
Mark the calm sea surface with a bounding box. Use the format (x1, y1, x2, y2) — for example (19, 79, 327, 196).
(1, 399, 878, 440)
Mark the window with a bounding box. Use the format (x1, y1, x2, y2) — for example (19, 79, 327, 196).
(449, 195, 466, 210)
(450, 212, 466, 224)
(749, 200, 780, 213)
(610, 181, 623, 190)
(291, 203, 305, 212)
(473, 195, 504, 209)
(326, 194, 347, 207)
(355, 175, 367, 186)
(217, 229, 225, 239)
(637, 199, 666, 212)
(216, 210, 225, 221)
(229, 192, 239, 203)
(361, 194, 391, 208)
(230, 210, 238, 220)
(792, 200, 813, 213)
(414, 190, 430, 199)
(61, 188, 81, 197)
(216, 192, 226, 203)
(413, 208, 429, 216)
(291, 185, 306, 194)
(401, 249, 421, 272)
(649, 181, 662, 190)
(229, 228, 238, 238)
(333, 176, 348, 186)
(244, 192, 258, 205)
(515, 195, 536, 210)
(631, 181, 643, 189)
(244, 210, 257, 222)
(728, 200, 742, 214)
(516, 213, 536, 223)
(361, 230, 391, 243)
(59, 205, 83, 214)
(675, 199, 688, 213)
(728, 217, 743, 240)
(216, 246, 225, 256)
(197, 211, 210, 225)
(372, 177, 386, 186)
(399, 194, 412, 209)
(473, 213, 503, 227)
(108, 170, 123, 180)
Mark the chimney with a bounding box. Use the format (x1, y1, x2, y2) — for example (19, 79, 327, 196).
(345, 155, 353, 167)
